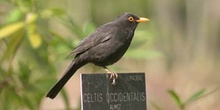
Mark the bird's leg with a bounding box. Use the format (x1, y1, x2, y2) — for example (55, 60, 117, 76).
(103, 66, 118, 79)
(103, 66, 118, 85)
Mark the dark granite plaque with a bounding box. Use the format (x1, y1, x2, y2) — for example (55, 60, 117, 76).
(80, 73, 147, 110)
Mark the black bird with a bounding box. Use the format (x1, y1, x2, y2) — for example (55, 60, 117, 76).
(46, 13, 149, 99)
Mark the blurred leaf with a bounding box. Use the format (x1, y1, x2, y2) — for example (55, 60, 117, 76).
(168, 89, 184, 108)
(0, 22, 25, 39)
(26, 13, 38, 24)
(61, 89, 71, 110)
(49, 30, 74, 49)
(150, 101, 162, 110)
(1, 87, 22, 110)
(26, 15, 42, 48)
(17, 0, 32, 12)
(185, 89, 205, 105)
(4, 8, 24, 24)
(28, 33, 42, 48)
(18, 62, 31, 85)
(0, 29, 24, 62)
(65, 16, 85, 38)
(83, 21, 96, 36)
(41, 8, 65, 18)
(23, 95, 35, 110)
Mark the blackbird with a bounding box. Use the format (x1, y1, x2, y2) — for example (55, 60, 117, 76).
(46, 13, 149, 99)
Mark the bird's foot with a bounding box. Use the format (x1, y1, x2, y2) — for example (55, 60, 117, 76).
(109, 72, 118, 85)
(104, 66, 118, 85)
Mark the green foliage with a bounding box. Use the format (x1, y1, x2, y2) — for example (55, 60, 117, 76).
(0, 0, 98, 109)
(168, 89, 206, 110)
(0, 0, 73, 109)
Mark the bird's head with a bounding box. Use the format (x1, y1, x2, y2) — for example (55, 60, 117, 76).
(114, 13, 150, 30)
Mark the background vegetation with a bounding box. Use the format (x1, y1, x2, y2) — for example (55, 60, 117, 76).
(0, 0, 219, 110)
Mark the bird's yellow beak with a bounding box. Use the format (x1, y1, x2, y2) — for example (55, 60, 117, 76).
(136, 17, 150, 23)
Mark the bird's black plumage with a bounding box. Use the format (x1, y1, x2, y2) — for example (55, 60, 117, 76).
(46, 13, 149, 99)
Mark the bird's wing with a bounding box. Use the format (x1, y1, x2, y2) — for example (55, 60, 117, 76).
(66, 24, 116, 58)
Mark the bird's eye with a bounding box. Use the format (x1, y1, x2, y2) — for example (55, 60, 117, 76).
(128, 16, 134, 22)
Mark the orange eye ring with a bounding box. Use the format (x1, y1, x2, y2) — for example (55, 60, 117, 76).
(128, 16, 134, 22)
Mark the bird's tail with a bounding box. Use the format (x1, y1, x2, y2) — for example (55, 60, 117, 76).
(46, 59, 86, 99)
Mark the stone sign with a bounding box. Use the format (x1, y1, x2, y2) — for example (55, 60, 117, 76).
(80, 73, 147, 110)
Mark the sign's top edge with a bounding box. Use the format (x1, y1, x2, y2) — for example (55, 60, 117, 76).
(80, 72, 145, 75)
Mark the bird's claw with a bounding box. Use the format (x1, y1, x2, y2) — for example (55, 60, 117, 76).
(109, 72, 118, 85)
(104, 66, 118, 85)
(109, 72, 118, 79)
(104, 67, 118, 85)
